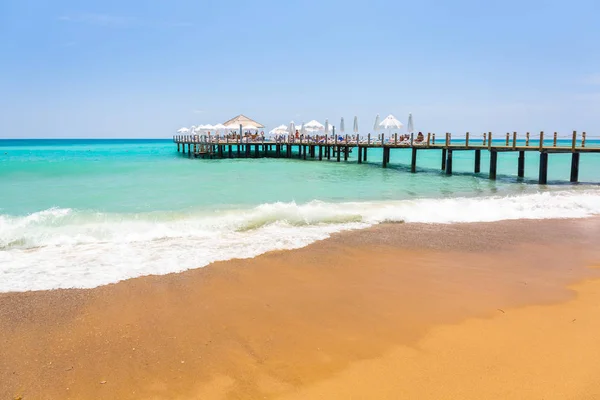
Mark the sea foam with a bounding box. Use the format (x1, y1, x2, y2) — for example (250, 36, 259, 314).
(1, 189, 600, 292)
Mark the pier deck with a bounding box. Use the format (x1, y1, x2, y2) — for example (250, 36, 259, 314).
(173, 131, 600, 184)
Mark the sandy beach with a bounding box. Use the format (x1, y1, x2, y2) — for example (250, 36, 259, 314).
(2, 218, 600, 399)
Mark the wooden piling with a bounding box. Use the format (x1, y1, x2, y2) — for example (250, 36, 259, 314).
(445, 149, 453, 175)
(474, 149, 481, 173)
(526, 132, 530, 146)
(466, 132, 470, 148)
(318, 145, 323, 160)
(488, 132, 492, 150)
(518, 151, 525, 178)
(432, 133, 436, 145)
(570, 152, 580, 183)
(539, 152, 548, 184)
(382, 147, 388, 168)
(441, 148, 447, 170)
(411, 148, 417, 173)
(571, 131, 577, 150)
(553, 132, 557, 147)
(483, 132, 487, 146)
(336, 145, 341, 162)
(582, 132, 586, 147)
(505, 132, 509, 146)
(364, 147, 368, 162)
(358, 146, 362, 163)
(512, 132, 517, 149)
(489, 150, 497, 180)
(427, 132, 431, 147)
(539, 131, 544, 150)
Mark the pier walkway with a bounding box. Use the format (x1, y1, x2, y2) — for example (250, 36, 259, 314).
(173, 130, 599, 184)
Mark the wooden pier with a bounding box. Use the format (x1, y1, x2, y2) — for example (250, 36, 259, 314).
(173, 129, 599, 184)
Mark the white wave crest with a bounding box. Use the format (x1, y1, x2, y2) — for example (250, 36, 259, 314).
(1, 189, 600, 292)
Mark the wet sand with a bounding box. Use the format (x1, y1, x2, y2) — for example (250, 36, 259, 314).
(1, 218, 600, 399)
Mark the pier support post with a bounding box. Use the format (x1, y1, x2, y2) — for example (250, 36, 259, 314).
(489, 150, 498, 180)
(246, 143, 251, 157)
(363, 147, 368, 162)
(570, 152, 580, 183)
(318, 145, 322, 160)
(218, 145, 223, 158)
(358, 147, 362, 163)
(411, 148, 417, 173)
(518, 151, 525, 178)
(303, 145, 307, 160)
(382, 147, 388, 168)
(474, 149, 481, 173)
(441, 148, 447, 170)
(228, 145, 232, 158)
(538, 152, 548, 184)
(344, 146, 349, 161)
(336, 146, 341, 162)
(445, 149, 453, 175)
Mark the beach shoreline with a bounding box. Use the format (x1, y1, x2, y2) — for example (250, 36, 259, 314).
(2, 217, 600, 399)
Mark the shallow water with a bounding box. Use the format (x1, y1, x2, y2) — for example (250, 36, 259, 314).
(1, 138, 600, 292)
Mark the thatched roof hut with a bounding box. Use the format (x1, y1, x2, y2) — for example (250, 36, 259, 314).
(222, 114, 264, 129)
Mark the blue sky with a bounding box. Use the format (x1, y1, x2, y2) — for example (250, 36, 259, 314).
(1, 0, 599, 138)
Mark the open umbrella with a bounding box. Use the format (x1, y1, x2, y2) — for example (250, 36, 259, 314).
(379, 114, 403, 130)
(324, 119, 330, 135)
(213, 123, 227, 132)
(269, 124, 288, 135)
(379, 114, 403, 140)
(289, 121, 296, 137)
(353, 116, 358, 134)
(177, 127, 190, 133)
(304, 120, 324, 132)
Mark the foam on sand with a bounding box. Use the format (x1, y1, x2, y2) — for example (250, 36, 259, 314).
(1, 189, 600, 292)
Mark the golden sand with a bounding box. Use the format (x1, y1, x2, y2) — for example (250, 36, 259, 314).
(1, 218, 600, 399)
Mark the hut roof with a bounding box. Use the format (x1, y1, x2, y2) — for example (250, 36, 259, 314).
(222, 114, 264, 129)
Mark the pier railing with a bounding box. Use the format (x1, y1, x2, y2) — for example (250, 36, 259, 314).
(172, 131, 599, 184)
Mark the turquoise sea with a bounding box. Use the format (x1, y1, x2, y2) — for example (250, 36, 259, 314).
(2, 138, 600, 292)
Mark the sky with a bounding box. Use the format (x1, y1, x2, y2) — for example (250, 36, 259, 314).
(1, 0, 599, 138)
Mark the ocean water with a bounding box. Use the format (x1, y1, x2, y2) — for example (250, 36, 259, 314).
(2, 138, 600, 292)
